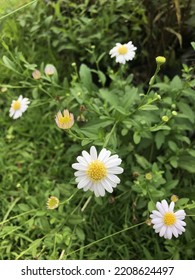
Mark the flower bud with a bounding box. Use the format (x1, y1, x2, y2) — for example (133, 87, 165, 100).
(156, 56, 166, 65)
(162, 115, 169, 122)
(145, 173, 153, 180)
(32, 69, 41, 80)
(172, 111, 177, 116)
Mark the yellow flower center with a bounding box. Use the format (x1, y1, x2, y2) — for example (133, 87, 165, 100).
(163, 212, 176, 226)
(47, 196, 59, 209)
(12, 101, 21, 111)
(118, 45, 128, 55)
(86, 160, 107, 182)
(59, 115, 71, 125)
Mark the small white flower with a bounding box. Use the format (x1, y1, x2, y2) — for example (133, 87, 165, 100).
(109, 41, 137, 64)
(55, 109, 74, 129)
(72, 146, 124, 197)
(150, 199, 186, 239)
(9, 95, 30, 119)
(44, 64, 56, 75)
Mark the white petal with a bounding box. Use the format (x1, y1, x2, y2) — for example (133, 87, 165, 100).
(105, 158, 122, 168)
(13, 111, 22, 119)
(90, 146, 97, 160)
(151, 218, 163, 224)
(18, 95, 23, 101)
(161, 200, 169, 212)
(151, 210, 163, 218)
(93, 185, 100, 197)
(169, 201, 175, 212)
(156, 202, 166, 214)
(166, 227, 173, 239)
(159, 226, 166, 237)
(171, 226, 179, 238)
(75, 175, 87, 182)
(98, 149, 111, 161)
(107, 167, 124, 174)
(175, 221, 186, 232)
(72, 163, 87, 171)
(74, 170, 85, 176)
(76, 156, 88, 166)
(100, 179, 113, 193)
(97, 184, 106, 197)
(175, 210, 186, 219)
(116, 55, 126, 64)
(77, 178, 90, 189)
(9, 108, 15, 117)
(153, 223, 164, 230)
(107, 174, 120, 184)
(82, 150, 92, 163)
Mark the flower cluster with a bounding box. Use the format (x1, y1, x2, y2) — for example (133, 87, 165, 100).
(8, 42, 187, 241)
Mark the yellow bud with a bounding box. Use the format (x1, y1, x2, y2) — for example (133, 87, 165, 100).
(145, 173, 152, 180)
(156, 56, 166, 65)
(162, 115, 169, 122)
(171, 194, 179, 203)
(172, 111, 177, 116)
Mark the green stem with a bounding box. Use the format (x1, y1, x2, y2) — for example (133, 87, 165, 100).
(65, 221, 146, 258)
(0, 210, 36, 226)
(60, 190, 79, 206)
(81, 195, 92, 212)
(0, 0, 38, 21)
(103, 121, 118, 148)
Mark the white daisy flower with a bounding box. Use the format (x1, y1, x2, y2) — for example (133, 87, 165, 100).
(150, 199, 186, 239)
(109, 41, 137, 64)
(9, 95, 30, 119)
(72, 146, 124, 197)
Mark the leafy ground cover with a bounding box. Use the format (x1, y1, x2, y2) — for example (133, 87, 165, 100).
(0, 0, 195, 260)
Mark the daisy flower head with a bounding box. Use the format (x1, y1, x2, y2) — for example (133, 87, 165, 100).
(47, 196, 59, 210)
(109, 41, 137, 64)
(44, 64, 56, 76)
(55, 109, 74, 129)
(32, 69, 41, 80)
(72, 146, 124, 197)
(9, 95, 30, 119)
(150, 199, 186, 239)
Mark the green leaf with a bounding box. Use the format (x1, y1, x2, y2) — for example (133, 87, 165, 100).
(76, 227, 85, 241)
(168, 141, 178, 152)
(79, 64, 94, 91)
(191, 42, 195, 50)
(135, 154, 151, 169)
(170, 75, 183, 90)
(148, 200, 156, 212)
(133, 131, 141, 144)
(139, 104, 159, 111)
(155, 131, 165, 149)
(2, 55, 17, 72)
(150, 125, 171, 132)
(178, 155, 195, 173)
(123, 86, 138, 109)
(97, 70, 106, 86)
(99, 88, 118, 107)
(177, 102, 195, 123)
